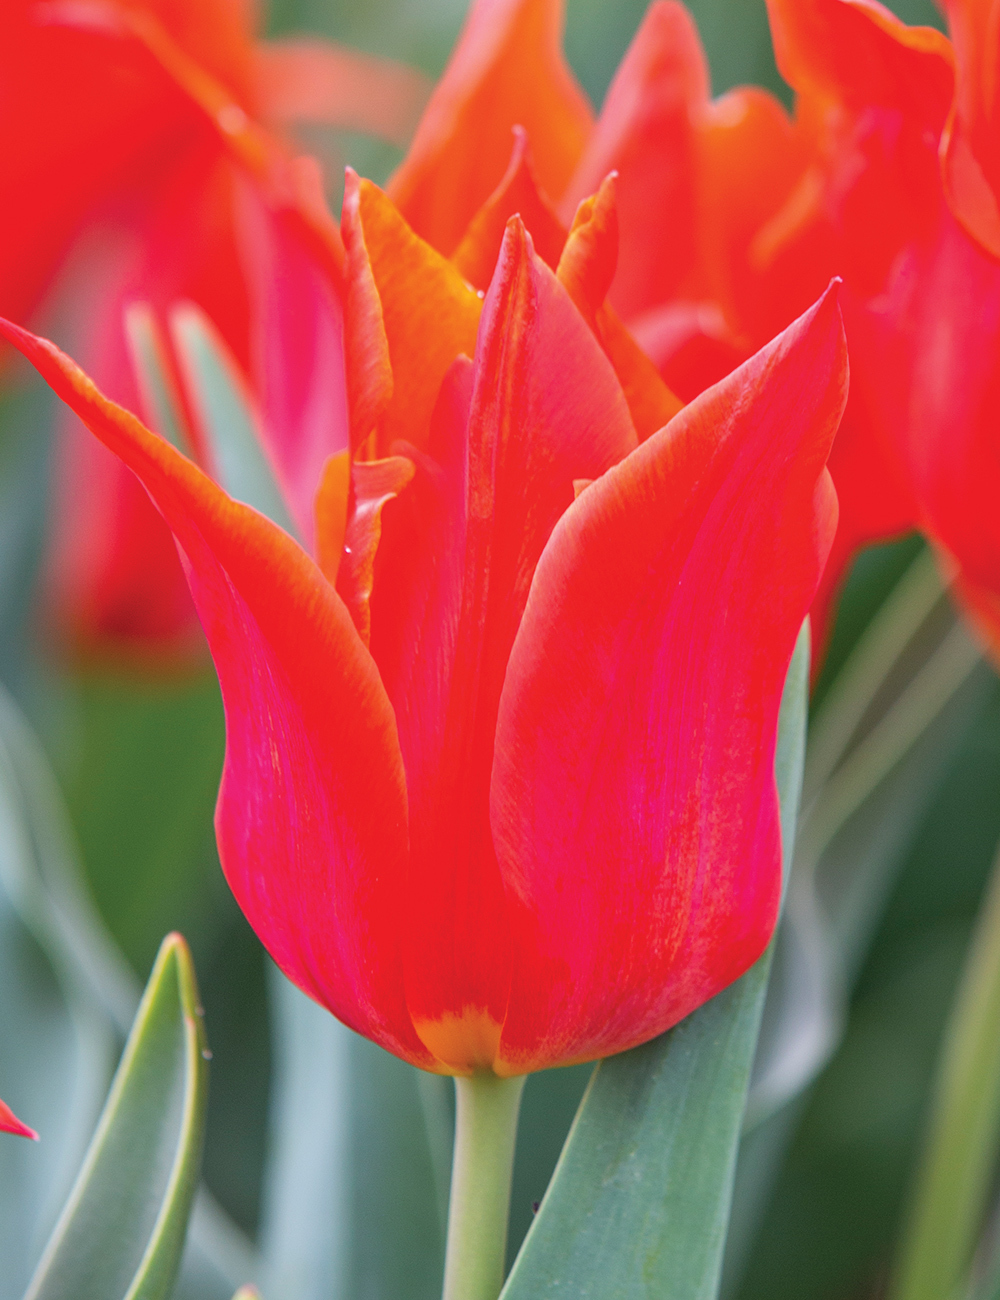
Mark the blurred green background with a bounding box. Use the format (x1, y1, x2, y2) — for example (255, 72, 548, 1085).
(3, 3, 989, 1300)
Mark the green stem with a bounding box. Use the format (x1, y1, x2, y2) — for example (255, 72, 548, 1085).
(442, 1073, 526, 1300)
(890, 844, 1000, 1300)
(797, 619, 981, 869)
(803, 547, 944, 807)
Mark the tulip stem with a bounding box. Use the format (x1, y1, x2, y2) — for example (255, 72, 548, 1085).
(890, 841, 1000, 1300)
(442, 1072, 526, 1300)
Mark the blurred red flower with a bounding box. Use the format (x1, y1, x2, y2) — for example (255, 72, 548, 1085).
(0, 0, 427, 663)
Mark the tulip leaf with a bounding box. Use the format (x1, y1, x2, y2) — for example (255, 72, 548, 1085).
(23, 933, 209, 1300)
(889, 840, 1000, 1300)
(0, 379, 54, 697)
(123, 304, 195, 458)
(745, 597, 986, 1130)
(721, 638, 988, 1294)
(260, 968, 448, 1300)
(167, 303, 299, 541)
(500, 622, 809, 1300)
(0, 684, 134, 1298)
(0, 683, 256, 1298)
(721, 554, 986, 1292)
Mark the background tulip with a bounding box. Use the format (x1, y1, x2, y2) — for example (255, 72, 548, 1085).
(397, 0, 1000, 669)
(0, 0, 426, 662)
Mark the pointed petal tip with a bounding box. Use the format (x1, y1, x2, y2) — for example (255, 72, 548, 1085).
(786, 277, 847, 357)
(492, 214, 537, 282)
(0, 1099, 38, 1141)
(342, 166, 361, 212)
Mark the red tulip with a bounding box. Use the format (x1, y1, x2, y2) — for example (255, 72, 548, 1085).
(761, 0, 1000, 661)
(0, 164, 846, 1071)
(554, 0, 1000, 660)
(392, 0, 1000, 663)
(1, 0, 426, 661)
(0, 1097, 37, 1141)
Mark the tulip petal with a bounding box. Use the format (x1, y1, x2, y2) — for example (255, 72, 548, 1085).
(39, 0, 257, 99)
(452, 126, 568, 289)
(366, 220, 636, 1071)
(0, 3, 203, 326)
(629, 299, 750, 403)
(758, 0, 955, 656)
(0, 1096, 37, 1141)
(763, 0, 954, 299)
(344, 173, 482, 458)
(766, 0, 953, 113)
(38, 152, 245, 661)
(237, 179, 351, 548)
(557, 176, 683, 438)
(491, 286, 846, 1074)
(340, 171, 394, 453)
(940, 0, 1000, 257)
(0, 317, 432, 1069)
(697, 86, 810, 345)
(255, 38, 432, 147)
(561, 1, 709, 318)
(843, 212, 1000, 659)
(387, 0, 593, 256)
(338, 456, 417, 647)
(168, 302, 299, 541)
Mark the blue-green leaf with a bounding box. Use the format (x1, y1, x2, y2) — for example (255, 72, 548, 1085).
(123, 304, 194, 457)
(168, 303, 298, 540)
(259, 969, 448, 1300)
(889, 838, 1000, 1300)
(499, 622, 810, 1300)
(0, 682, 257, 1300)
(24, 932, 208, 1300)
(722, 552, 987, 1295)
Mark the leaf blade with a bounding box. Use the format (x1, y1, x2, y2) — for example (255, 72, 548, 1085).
(24, 933, 209, 1300)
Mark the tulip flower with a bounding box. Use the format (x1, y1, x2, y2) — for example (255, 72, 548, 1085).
(0, 163, 845, 1294)
(0, 1097, 37, 1141)
(0, 0, 427, 661)
(0, 198, 846, 1076)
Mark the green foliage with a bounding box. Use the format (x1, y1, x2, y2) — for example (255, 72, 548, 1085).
(0, 678, 256, 1297)
(260, 972, 449, 1300)
(890, 847, 1000, 1300)
(167, 305, 299, 542)
(738, 634, 1000, 1300)
(62, 673, 225, 976)
(24, 933, 208, 1300)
